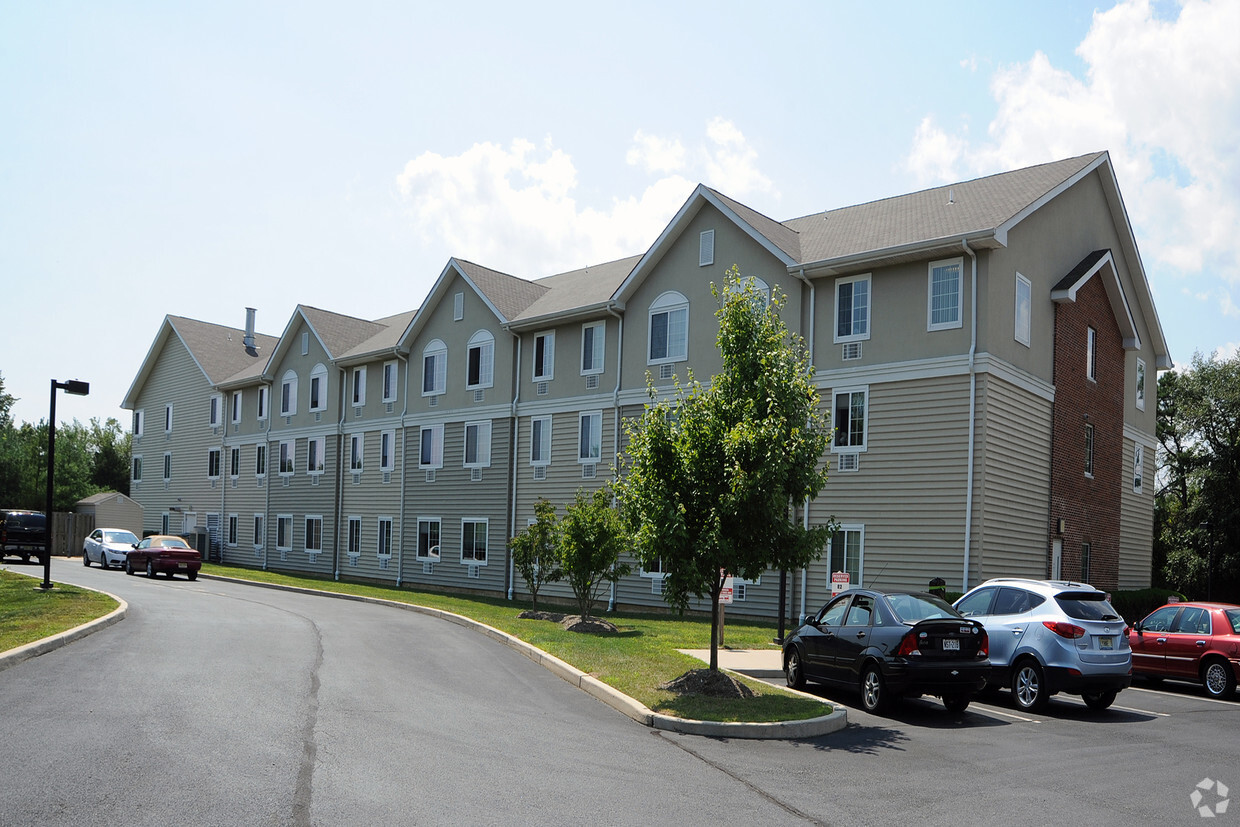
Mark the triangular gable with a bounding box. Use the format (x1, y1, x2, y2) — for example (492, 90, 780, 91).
(613, 184, 800, 305)
(1051, 249, 1140, 350)
(397, 258, 544, 351)
(261, 305, 349, 381)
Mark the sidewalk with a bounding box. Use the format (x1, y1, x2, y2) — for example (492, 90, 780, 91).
(680, 647, 786, 681)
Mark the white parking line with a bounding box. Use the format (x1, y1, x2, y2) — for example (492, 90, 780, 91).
(969, 703, 1040, 723)
(1129, 685, 1239, 707)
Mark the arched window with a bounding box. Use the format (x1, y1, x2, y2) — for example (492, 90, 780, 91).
(467, 330, 494, 389)
(309, 363, 328, 412)
(280, 370, 298, 416)
(422, 339, 447, 396)
(648, 291, 688, 364)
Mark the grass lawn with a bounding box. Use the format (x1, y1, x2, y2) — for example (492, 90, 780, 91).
(0, 568, 119, 652)
(202, 562, 828, 723)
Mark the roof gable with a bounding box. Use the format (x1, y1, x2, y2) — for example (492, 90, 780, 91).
(398, 258, 547, 351)
(1052, 249, 1140, 350)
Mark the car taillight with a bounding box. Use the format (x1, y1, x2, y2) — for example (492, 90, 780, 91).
(896, 631, 921, 657)
(1123, 625, 1131, 637)
(1043, 620, 1086, 639)
(977, 631, 989, 658)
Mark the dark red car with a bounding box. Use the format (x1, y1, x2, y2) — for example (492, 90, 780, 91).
(1129, 602, 1240, 699)
(125, 535, 201, 581)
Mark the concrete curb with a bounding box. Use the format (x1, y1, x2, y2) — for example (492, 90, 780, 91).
(198, 573, 847, 739)
(0, 575, 128, 674)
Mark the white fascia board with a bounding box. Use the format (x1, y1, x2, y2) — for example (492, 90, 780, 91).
(122, 316, 176, 410)
(1051, 250, 1141, 351)
(799, 230, 999, 277)
(613, 184, 708, 303)
(397, 258, 508, 356)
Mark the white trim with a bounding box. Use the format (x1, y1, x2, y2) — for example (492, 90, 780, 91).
(580, 320, 605, 375)
(276, 514, 294, 552)
(1135, 358, 1146, 411)
(230, 390, 243, 425)
(831, 386, 869, 453)
(1015, 272, 1032, 348)
(380, 429, 396, 473)
(460, 517, 489, 565)
(578, 410, 603, 463)
(833, 273, 871, 343)
(351, 365, 367, 408)
(280, 371, 298, 416)
(648, 291, 688, 365)
(418, 424, 443, 469)
(309, 363, 329, 412)
(466, 330, 495, 390)
(463, 420, 492, 469)
(927, 257, 964, 331)
(530, 415, 552, 466)
(377, 516, 394, 558)
(304, 514, 324, 553)
(416, 517, 441, 559)
(347, 516, 363, 556)
(699, 229, 715, 266)
(307, 436, 326, 475)
(828, 525, 865, 588)
(422, 339, 447, 397)
(382, 360, 399, 404)
(533, 331, 555, 382)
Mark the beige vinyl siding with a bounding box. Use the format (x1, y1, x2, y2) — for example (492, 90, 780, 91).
(216, 433, 271, 566)
(1119, 436, 1155, 589)
(401, 416, 510, 594)
(129, 333, 222, 538)
(264, 433, 338, 576)
(804, 374, 973, 603)
(974, 374, 1054, 583)
(338, 426, 405, 583)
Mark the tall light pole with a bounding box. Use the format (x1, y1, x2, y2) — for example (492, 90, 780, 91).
(41, 379, 89, 590)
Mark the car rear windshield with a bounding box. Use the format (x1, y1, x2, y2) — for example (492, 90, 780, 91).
(8, 513, 45, 529)
(887, 593, 959, 623)
(1055, 591, 1122, 621)
(1223, 609, 1240, 634)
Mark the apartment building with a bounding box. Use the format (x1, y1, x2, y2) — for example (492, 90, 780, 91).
(122, 151, 1167, 619)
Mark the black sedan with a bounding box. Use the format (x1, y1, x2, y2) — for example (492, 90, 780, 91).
(783, 588, 990, 714)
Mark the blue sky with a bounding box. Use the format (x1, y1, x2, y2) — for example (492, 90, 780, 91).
(2, 0, 1236, 427)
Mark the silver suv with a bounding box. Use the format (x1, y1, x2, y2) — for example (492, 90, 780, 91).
(954, 579, 1132, 711)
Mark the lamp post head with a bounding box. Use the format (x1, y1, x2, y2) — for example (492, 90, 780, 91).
(62, 380, 89, 396)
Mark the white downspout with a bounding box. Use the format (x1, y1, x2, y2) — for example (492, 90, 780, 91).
(333, 367, 347, 581)
(507, 332, 521, 600)
(262, 381, 271, 572)
(607, 304, 625, 611)
(962, 240, 978, 592)
(395, 353, 409, 587)
(793, 268, 814, 619)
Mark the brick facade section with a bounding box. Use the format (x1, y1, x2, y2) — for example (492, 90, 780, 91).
(1048, 273, 1125, 590)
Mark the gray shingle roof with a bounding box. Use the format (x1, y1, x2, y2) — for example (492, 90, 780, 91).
(167, 316, 279, 386)
(512, 255, 642, 323)
(299, 305, 389, 360)
(454, 259, 549, 322)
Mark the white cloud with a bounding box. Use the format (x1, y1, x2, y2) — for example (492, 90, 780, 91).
(903, 0, 1240, 291)
(1214, 342, 1239, 361)
(395, 119, 774, 276)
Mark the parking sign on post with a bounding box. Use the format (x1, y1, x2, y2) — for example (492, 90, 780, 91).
(831, 571, 850, 594)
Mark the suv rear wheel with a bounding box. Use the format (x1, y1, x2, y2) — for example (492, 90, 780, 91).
(1012, 660, 1049, 711)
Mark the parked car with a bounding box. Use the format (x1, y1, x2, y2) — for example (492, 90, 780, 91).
(954, 578, 1131, 711)
(1129, 602, 1240, 699)
(82, 528, 141, 569)
(783, 588, 990, 714)
(0, 509, 47, 563)
(125, 535, 201, 580)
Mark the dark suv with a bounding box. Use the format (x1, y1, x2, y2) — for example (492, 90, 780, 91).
(0, 509, 47, 563)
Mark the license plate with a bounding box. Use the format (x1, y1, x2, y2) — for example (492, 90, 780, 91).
(178, 562, 187, 569)
(1099, 636, 1113, 650)
(942, 638, 960, 651)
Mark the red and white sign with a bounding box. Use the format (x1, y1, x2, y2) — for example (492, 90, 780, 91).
(831, 571, 851, 593)
(720, 574, 734, 605)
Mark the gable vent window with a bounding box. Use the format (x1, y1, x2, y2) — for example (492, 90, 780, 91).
(699, 230, 714, 267)
(837, 453, 860, 472)
(842, 342, 863, 361)
(454, 292, 464, 321)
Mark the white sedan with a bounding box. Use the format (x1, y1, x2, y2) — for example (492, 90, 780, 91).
(82, 528, 140, 569)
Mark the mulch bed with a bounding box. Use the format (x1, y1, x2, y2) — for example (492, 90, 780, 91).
(660, 668, 755, 699)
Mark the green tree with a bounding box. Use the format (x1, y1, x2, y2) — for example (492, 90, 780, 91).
(88, 417, 132, 496)
(509, 498, 563, 611)
(1155, 351, 1240, 600)
(616, 270, 834, 671)
(558, 486, 631, 619)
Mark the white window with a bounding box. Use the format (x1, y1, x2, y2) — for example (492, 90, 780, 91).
(257, 386, 268, 421)
(309, 364, 328, 412)
(305, 516, 323, 553)
(578, 410, 602, 463)
(229, 447, 240, 478)
(464, 421, 492, 468)
(380, 430, 395, 472)
(417, 518, 441, 559)
(1085, 423, 1095, 477)
(833, 388, 868, 452)
(1133, 443, 1144, 493)
(928, 258, 963, 331)
(132, 455, 143, 482)
(279, 440, 295, 475)
(377, 517, 393, 558)
(1087, 327, 1097, 382)
(351, 366, 367, 407)
(533, 331, 555, 381)
(581, 321, 604, 375)
(835, 274, 871, 342)
(453, 292, 464, 321)
(163, 452, 171, 481)
(307, 436, 325, 474)
(161, 513, 170, 535)
(227, 514, 238, 547)
(699, 229, 714, 266)
(209, 395, 221, 427)
(231, 391, 243, 424)
(301, 332, 309, 355)
(419, 425, 443, 469)
(133, 409, 144, 437)
(1136, 358, 1146, 411)
(207, 448, 221, 480)
(829, 525, 865, 586)
(253, 514, 264, 549)
(255, 444, 266, 477)
(280, 371, 298, 416)
(422, 340, 447, 397)
(531, 416, 552, 466)
(277, 515, 293, 551)
(347, 517, 362, 556)
(1015, 273, 1032, 347)
(461, 519, 488, 564)
(382, 361, 398, 403)
(165, 404, 173, 433)
(467, 330, 494, 389)
(349, 434, 364, 472)
(649, 291, 688, 364)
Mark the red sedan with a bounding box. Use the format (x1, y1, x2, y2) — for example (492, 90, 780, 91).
(125, 535, 202, 581)
(1129, 602, 1240, 699)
